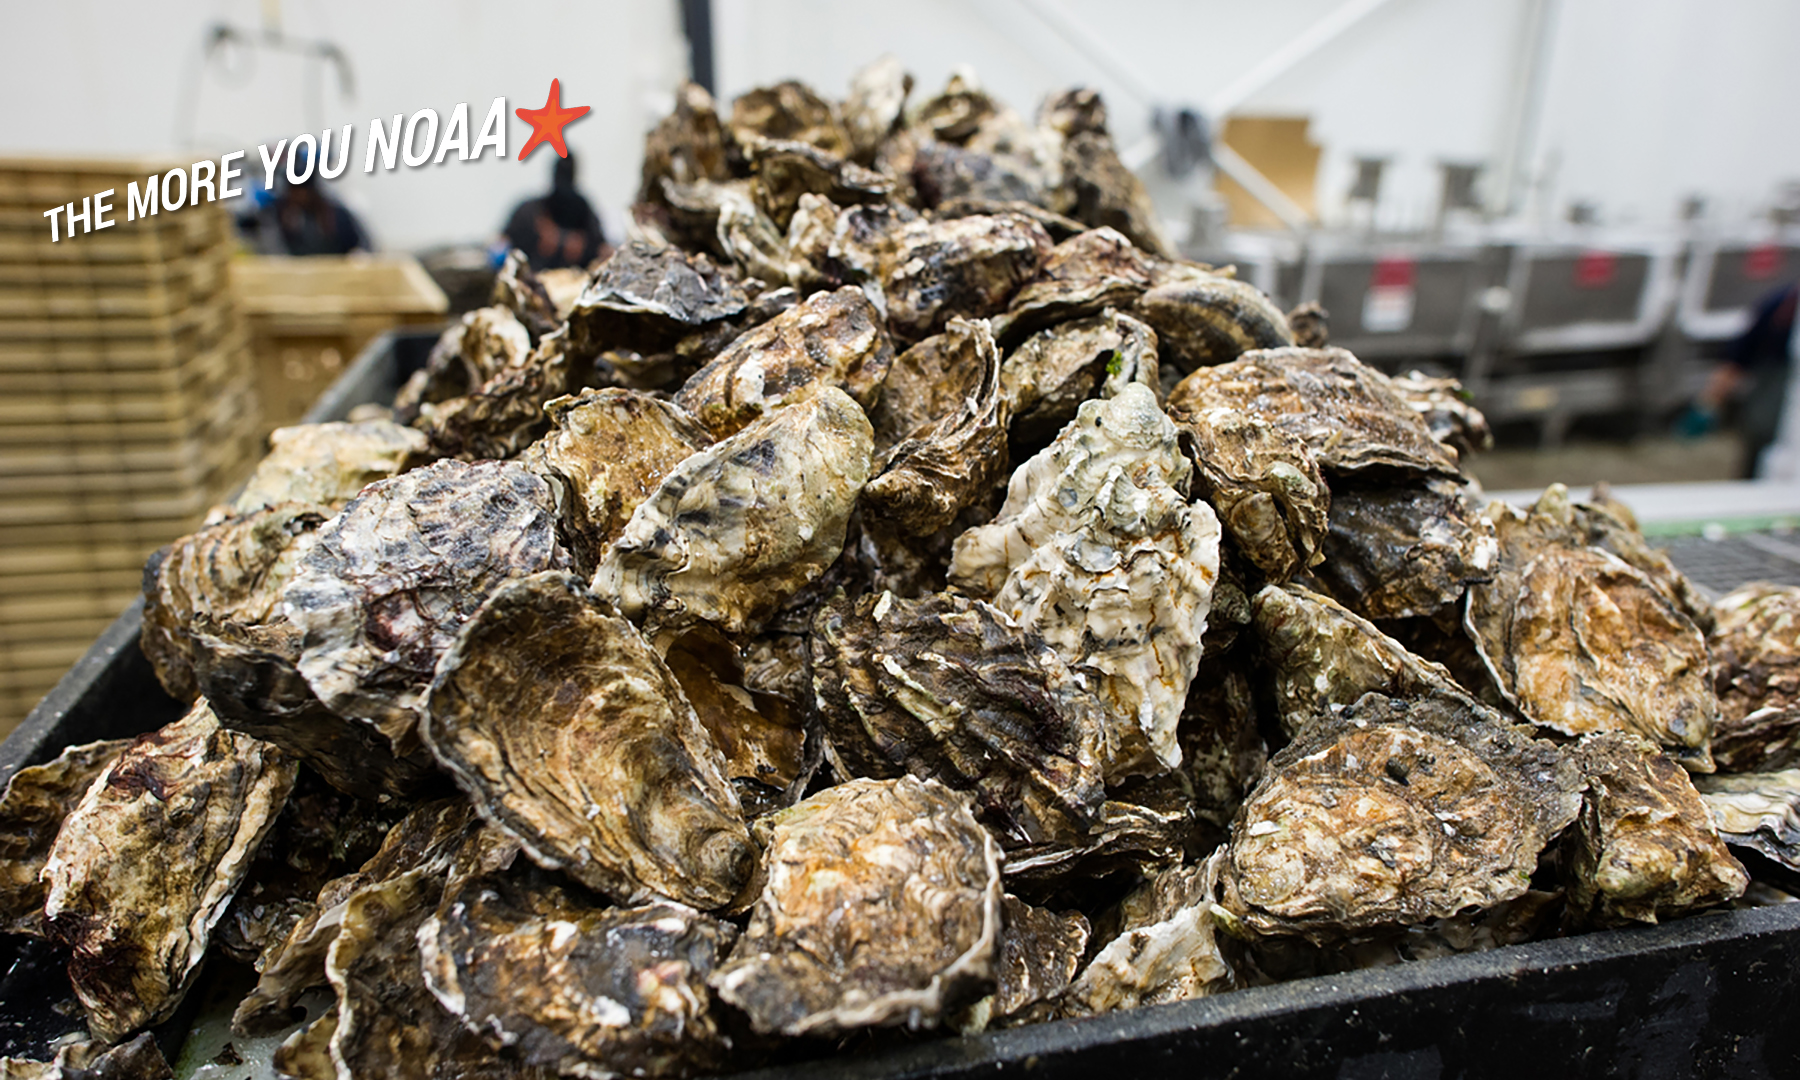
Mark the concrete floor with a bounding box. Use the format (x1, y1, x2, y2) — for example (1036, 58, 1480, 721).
(1464, 434, 1745, 492)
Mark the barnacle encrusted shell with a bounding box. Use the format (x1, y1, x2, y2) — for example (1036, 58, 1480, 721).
(993, 227, 1157, 345)
(1694, 768, 1800, 872)
(1166, 347, 1461, 478)
(0, 738, 129, 937)
(424, 572, 754, 910)
(810, 590, 1106, 847)
(419, 872, 739, 1079)
(1062, 857, 1233, 1015)
(284, 459, 571, 753)
(1313, 477, 1497, 622)
(880, 213, 1054, 342)
(1217, 692, 1581, 943)
(674, 285, 894, 440)
(1466, 486, 1716, 770)
(1168, 406, 1328, 580)
(1710, 583, 1800, 772)
(1134, 274, 1294, 375)
(232, 421, 426, 515)
(862, 316, 1008, 534)
(594, 387, 873, 635)
(42, 702, 295, 1041)
(520, 387, 714, 569)
(568, 243, 748, 358)
(1000, 308, 1158, 454)
(953, 383, 1221, 778)
(1563, 732, 1747, 926)
(710, 776, 1003, 1037)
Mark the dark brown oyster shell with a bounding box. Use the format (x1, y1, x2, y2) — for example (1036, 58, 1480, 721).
(1466, 486, 1716, 769)
(231, 420, 426, 515)
(1053, 129, 1174, 258)
(710, 776, 1002, 1036)
(638, 82, 733, 206)
(748, 138, 892, 231)
(909, 70, 1002, 146)
(730, 80, 848, 156)
(1312, 476, 1498, 622)
(1217, 692, 1582, 943)
(880, 213, 1053, 342)
(867, 326, 981, 453)
(862, 316, 1008, 534)
(1695, 768, 1800, 873)
(1001, 308, 1158, 455)
(909, 141, 1050, 214)
(0, 1032, 174, 1080)
(992, 226, 1158, 346)
(1388, 370, 1492, 456)
(660, 625, 806, 815)
(43, 702, 295, 1041)
(394, 305, 534, 422)
(1564, 732, 1747, 926)
(1168, 405, 1328, 580)
(1135, 274, 1294, 375)
(674, 285, 894, 440)
(1166, 346, 1460, 478)
(567, 243, 749, 358)
(1062, 858, 1233, 1016)
(0, 739, 129, 936)
(594, 387, 873, 635)
(490, 248, 562, 340)
(414, 328, 571, 462)
(425, 572, 754, 910)
(811, 590, 1106, 847)
(1287, 300, 1330, 349)
(1711, 583, 1800, 772)
(960, 895, 1090, 1030)
(285, 459, 572, 754)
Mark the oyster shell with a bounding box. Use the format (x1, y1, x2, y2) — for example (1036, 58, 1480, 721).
(710, 776, 1003, 1037)
(1054, 129, 1174, 258)
(284, 459, 572, 754)
(910, 142, 1051, 215)
(637, 82, 733, 206)
(730, 80, 847, 156)
(1001, 308, 1158, 455)
(424, 572, 754, 909)
(232, 421, 425, 515)
(1711, 583, 1800, 772)
(594, 387, 873, 635)
(661, 626, 805, 816)
(414, 328, 571, 461)
(1166, 347, 1460, 478)
(1170, 406, 1328, 580)
(842, 55, 912, 162)
(491, 248, 562, 341)
(993, 227, 1157, 345)
(1465, 486, 1716, 769)
(43, 702, 295, 1041)
(910, 70, 1002, 146)
(953, 384, 1221, 778)
(748, 139, 891, 231)
(1574, 485, 1716, 633)
(394, 305, 534, 422)
(1388, 370, 1492, 456)
(1286, 300, 1330, 349)
(1312, 477, 1498, 621)
(0, 739, 129, 936)
(1252, 584, 1470, 738)
(567, 243, 748, 358)
(862, 316, 1008, 534)
(1217, 692, 1582, 942)
(1564, 732, 1747, 926)
(880, 213, 1053, 342)
(519, 387, 714, 570)
(1135, 275, 1294, 375)
(1000, 798, 1192, 896)
(1062, 857, 1232, 1016)
(867, 326, 980, 453)
(810, 590, 1106, 847)
(1694, 768, 1800, 872)
(674, 284, 893, 440)
(419, 870, 738, 1079)
(960, 896, 1089, 1030)
(0, 1033, 173, 1080)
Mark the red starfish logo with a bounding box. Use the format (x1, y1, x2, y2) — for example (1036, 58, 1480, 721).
(515, 78, 590, 161)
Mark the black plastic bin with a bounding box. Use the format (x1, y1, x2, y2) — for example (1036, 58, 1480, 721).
(3, 329, 1799, 1079)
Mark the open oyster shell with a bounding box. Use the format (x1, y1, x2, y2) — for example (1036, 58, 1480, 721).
(1694, 768, 1800, 873)
(43, 701, 295, 1041)
(1000, 308, 1158, 454)
(1710, 583, 1800, 772)
(811, 590, 1107, 847)
(1217, 692, 1581, 943)
(1312, 476, 1497, 622)
(1564, 732, 1747, 926)
(594, 386, 873, 635)
(232, 421, 425, 515)
(1135, 274, 1294, 376)
(710, 775, 1003, 1037)
(568, 243, 749, 358)
(284, 460, 571, 755)
(425, 572, 754, 910)
(880, 213, 1053, 342)
(674, 284, 893, 440)
(0, 738, 129, 937)
(1170, 406, 1328, 580)
(419, 870, 739, 1079)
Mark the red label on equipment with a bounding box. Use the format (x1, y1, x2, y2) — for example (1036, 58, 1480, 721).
(1574, 250, 1617, 288)
(1371, 256, 1415, 289)
(1745, 244, 1783, 281)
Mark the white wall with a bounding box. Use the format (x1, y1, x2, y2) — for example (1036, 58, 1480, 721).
(0, 0, 687, 250)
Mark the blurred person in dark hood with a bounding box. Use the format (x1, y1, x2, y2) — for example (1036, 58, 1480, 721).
(1700, 279, 1800, 477)
(503, 152, 609, 270)
(240, 142, 371, 256)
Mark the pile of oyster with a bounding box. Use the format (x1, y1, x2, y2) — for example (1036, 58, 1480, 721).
(4, 60, 1796, 1080)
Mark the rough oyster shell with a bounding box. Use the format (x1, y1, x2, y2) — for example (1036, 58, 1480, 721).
(1062, 857, 1233, 1016)
(394, 305, 534, 422)
(43, 702, 295, 1041)
(284, 459, 572, 754)
(674, 284, 893, 440)
(954, 384, 1221, 777)
(1166, 346, 1459, 478)
(730, 80, 848, 156)
(637, 82, 732, 206)
(424, 572, 754, 910)
(1053, 129, 1174, 259)
(594, 387, 873, 635)
(958, 895, 1089, 1031)
(909, 70, 1002, 146)
(1170, 405, 1328, 580)
(1286, 300, 1330, 349)
(1710, 583, 1800, 772)
(1564, 732, 1747, 926)
(868, 326, 981, 454)
(567, 243, 748, 358)
(710, 775, 1003, 1037)
(1135, 275, 1294, 375)
(520, 387, 714, 571)
(232, 421, 425, 515)
(1313, 476, 1498, 622)
(661, 625, 805, 816)
(419, 871, 739, 1079)
(1001, 308, 1158, 455)
(862, 316, 1008, 534)
(880, 213, 1053, 342)
(748, 138, 891, 231)
(810, 590, 1107, 847)
(1388, 370, 1492, 456)
(843, 55, 913, 162)
(414, 327, 571, 461)
(0, 738, 129, 937)
(1217, 692, 1582, 942)
(1694, 768, 1800, 872)
(1575, 485, 1716, 633)
(910, 142, 1051, 215)
(490, 248, 562, 341)
(993, 227, 1158, 346)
